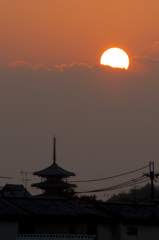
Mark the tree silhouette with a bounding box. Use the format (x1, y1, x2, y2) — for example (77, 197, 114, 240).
(107, 183, 159, 203)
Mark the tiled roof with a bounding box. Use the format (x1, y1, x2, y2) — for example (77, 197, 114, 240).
(86, 205, 114, 219)
(16, 234, 95, 240)
(0, 198, 27, 215)
(97, 202, 159, 220)
(33, 163, 75, 177)
(0, 184, 31, 197)
(3, 196, 159, 222)
(5, 197, 95, 216)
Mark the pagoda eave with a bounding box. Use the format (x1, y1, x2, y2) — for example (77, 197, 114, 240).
(32, 182, 77, 190)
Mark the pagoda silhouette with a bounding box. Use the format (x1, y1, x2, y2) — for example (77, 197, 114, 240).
(32, 136, 77, 198)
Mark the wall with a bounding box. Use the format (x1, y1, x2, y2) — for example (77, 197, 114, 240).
(34, 222, 69, 234)
(138, 224, 159, 240)
(34, 221, 88, 235)
(112, 222, 123, 240)
(118, 222, 159, 240)
(0, 221, 18, 240)
(97, 223, 112, 240)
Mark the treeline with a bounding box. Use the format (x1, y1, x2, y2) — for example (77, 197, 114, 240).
(107, 183, 159, 203)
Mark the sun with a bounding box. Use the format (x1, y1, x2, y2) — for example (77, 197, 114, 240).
(100, 48, 129, 70)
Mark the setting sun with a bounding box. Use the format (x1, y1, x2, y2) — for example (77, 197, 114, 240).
(100, 48, 129, 70)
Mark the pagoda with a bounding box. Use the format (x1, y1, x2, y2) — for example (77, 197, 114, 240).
(32, 136, 77, 197)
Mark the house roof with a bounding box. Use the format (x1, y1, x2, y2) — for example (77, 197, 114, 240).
(16, 234, 96, 240)
(0, 198, 27, 215)
(3, 196, 159, 222)
(97, 202, 159, 220)
(5, 197, 95, 216)
(86, 205, 114, 219)
(33, 163, 75, 177)
(0, 184, 31, 197)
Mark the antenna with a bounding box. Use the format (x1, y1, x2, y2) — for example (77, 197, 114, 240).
(20, 170, 32, 190)
(53, 135, 56, 163)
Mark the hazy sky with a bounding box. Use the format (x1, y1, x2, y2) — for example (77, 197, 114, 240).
(0, 0, 159, 197)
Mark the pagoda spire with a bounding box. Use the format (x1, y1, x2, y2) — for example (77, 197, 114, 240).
(53, 135, 56, 163)
(32, 136, 77, 197)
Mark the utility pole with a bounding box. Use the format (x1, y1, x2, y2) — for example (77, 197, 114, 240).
(143, 162, 159, 201)
(150, 162, 154, 200)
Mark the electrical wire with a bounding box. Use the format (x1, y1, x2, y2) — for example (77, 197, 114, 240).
(70, 164, 149, 183)
(0, 176, 12, 179)
(0, 164, 151, 198)
(76, 175, 149, 194)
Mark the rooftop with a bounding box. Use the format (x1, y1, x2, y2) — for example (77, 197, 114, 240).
(97, 202, 159, 221)
(5, 197, 95, 216)
(33, 163, 75, 178)
(33, 137, 76, 178)
(32, 181, 76, 189)
(0, 184, 32, 197)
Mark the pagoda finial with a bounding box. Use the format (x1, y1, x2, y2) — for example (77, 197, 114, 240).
(53, 135, 56, 163)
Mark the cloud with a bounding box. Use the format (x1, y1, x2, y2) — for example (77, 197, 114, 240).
(137, 40, 159, 61)
(7, 60, 93, 73)
(4, 58, 148, 76)
(133, 54, 159, 61)
(130, 53, 159, 74)
(9, 60, 33, 68)
(8, 60, 58, 72)
(55, 62, 93, 72)
(34, 63, 59, 72)
(7, 53, 159, 77)
(150, 41, 159, 52)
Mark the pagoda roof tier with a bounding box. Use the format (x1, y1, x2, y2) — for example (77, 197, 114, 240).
(33, 162, 75, 178)
(32, 181, 77, 190)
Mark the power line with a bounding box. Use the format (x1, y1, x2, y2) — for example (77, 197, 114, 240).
(105, 179, 148, 193)
(0, 176, 12, 179)
(70, 164, 149, 183)
(76, 175, 148, 194)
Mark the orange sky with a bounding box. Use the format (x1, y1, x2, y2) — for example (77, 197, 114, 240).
(0, 0, 159, 66)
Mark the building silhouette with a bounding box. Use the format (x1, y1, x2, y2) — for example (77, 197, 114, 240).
(32, 136, 77, 197)
(0, 184, 31, 197)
